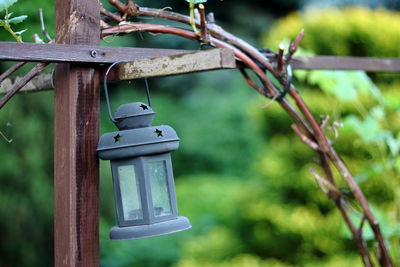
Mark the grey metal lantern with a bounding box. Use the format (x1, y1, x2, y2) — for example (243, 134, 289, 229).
(97, 68, 191, 240)
(97, 102, 191, 240)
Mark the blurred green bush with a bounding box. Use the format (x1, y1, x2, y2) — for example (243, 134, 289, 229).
(263, 7, 400, 57)
(259, 6, 400, 266)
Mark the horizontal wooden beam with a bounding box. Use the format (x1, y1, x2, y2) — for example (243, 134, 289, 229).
(285, 55, 400, 72)
(1, 52, 399, 94)
(0, 48, 235, 94)
(0, 42, 190, 63)
(118, 48, 235, 80)
(1, 42, 399, 72)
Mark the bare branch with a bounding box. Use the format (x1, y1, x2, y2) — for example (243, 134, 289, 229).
(0, 62, 26, 84)
(198, 4, 210, 44)
(317, 153, 374, 267)
(38, 8, 52, 42)
(286, 29, 304, 63)
(310, 168, 343, 196)
(0, 63, 50, 109)
(238, 67, 265, 95)
(108, 0, 126, 13)
(116, 5, 275, 72)
(287, 72, 391, 265)
(328, 149, 392, 266)
(337, 198, 374, 267)
(277, 44, 284, 72)
(359, 216, 367, 237)
(100, 6, 123, 22)
(292, 124, 320, 151)
(102, 22, 315, 141)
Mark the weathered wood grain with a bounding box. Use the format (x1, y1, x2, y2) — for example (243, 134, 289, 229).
(292, 56, 400, 71)
(276, 55, 400, 72)
(54, 0, 100, 266)
(0, 49, 236, 93)
(118, 48, 235, 79)
(0, 42, 190, 63)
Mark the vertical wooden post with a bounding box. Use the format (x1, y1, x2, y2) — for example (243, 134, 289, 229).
(54, 0, 100, 266)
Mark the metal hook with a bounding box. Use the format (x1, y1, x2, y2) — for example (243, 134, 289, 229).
(103, 61, 152, 123)
(143, 78, 152, 107)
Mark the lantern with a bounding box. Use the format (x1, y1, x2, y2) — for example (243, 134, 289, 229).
(97, 100, 191, 240)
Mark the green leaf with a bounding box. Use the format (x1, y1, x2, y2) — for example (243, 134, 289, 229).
(307, 71, 357, 101)
(184, 0, 207, 3)
(0, 19, 4, 26)
(7, 15, 27, 24)
(344, 114, 381, 143)
(0, 0, 18, 12)
(14, 28, 26, 35)
(303, 70, 379, 102)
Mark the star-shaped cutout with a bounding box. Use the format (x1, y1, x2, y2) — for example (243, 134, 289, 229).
(140, 104, 148, 110)
(154, 129, 163, 137)
(114, 134, 121, 143)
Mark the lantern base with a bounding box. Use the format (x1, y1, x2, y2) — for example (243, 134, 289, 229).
(110, 216, 192, 241)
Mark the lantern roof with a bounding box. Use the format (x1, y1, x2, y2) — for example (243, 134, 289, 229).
(114, 102, 155, 130)
(97, 125, 179, 160)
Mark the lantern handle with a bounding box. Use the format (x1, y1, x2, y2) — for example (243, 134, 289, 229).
(104, 61, 152, 123)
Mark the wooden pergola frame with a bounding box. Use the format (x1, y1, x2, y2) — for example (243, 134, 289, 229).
(0, 0, 399, 266)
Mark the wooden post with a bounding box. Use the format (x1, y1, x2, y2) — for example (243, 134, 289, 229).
(54, 0, 100, 266)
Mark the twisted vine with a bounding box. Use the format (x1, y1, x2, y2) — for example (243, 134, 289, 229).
(100, 1, 392, 266)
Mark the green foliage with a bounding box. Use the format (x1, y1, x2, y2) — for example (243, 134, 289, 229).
(265, 7, 400, 265)
(0, 0, 18, 12)
(0, 0, 53, 43)
(297, 70, 379, 102)
(7, 14, 26, 24)
(0, 0, 27, 42)
(264, 7, 400, 58)
(0, 90, 54, 267)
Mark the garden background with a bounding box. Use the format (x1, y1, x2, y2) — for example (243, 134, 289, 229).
(0, 0, 399, 266)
